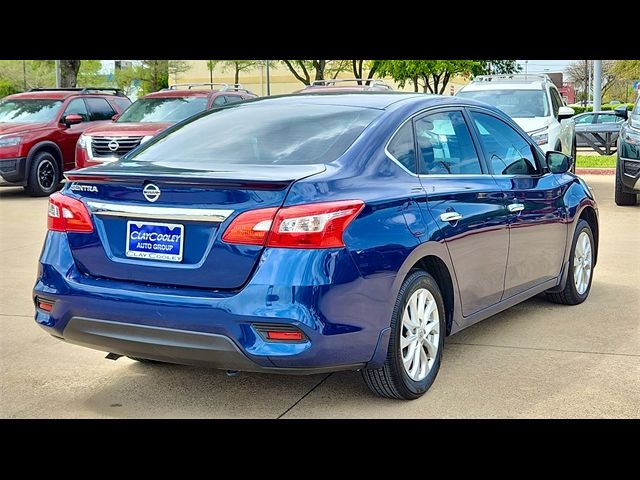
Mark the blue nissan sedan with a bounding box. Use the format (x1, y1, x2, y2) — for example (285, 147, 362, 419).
(33, 93, 598, 399)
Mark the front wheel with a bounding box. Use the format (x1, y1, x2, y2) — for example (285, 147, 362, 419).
(362, 270, 445, 400)
(24, 151, 61, 197)
(546, 219, 594, 305)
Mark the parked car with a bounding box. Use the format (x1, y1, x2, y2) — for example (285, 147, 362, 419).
(614, 99, 640, 205)
(608, 100, 622, 105)
(75, 83, 257, 168)
(457, 74, 576, 159)
(295, 78, 393, 93)
(574, 111, 625, 147)
(0, 88, 131, 196)
(34, 93, 598, 400)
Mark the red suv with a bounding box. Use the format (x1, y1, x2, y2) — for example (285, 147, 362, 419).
(76, 83, 257, 168)
(0, 88, 131, 196)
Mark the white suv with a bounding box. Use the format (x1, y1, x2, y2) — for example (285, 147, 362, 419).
(457, 74, 576, 158)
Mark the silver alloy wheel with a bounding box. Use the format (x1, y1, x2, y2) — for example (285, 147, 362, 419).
(401, 288, 440, 381)
(37, 158, 56, 190)
(573, 231, 592, 295)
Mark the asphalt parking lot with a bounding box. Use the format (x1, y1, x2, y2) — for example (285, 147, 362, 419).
(1, 174, 638, 418)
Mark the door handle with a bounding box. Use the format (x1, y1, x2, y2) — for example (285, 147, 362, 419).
(507, 203, 525, 213)
(440, 211, 463, 222)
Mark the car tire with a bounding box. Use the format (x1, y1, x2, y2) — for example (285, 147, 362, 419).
(24, 151, 61, 197)
(546, 219, 595, 305)
(362, 269, 445, 400)
(127, 356, 167, 364)
(614, 164, 637, 206)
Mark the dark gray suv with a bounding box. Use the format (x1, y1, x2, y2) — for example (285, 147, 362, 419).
(615, 97, 640, 206)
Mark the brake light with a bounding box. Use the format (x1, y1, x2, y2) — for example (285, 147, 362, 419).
(47, 193, 94, 233)
(221, 207, 278, 245)
(222, 200, 364, 249)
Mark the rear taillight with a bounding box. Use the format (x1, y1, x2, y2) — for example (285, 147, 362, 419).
(47, 193, 94, 233)
(222, 200, 364, 249)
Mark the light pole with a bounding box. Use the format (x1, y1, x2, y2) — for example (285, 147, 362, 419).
(266, 60, 271, 96)
(593, 60, 602, 111)
(22, 60, 27, 90)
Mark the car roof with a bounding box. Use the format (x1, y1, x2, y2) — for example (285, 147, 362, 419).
(4, 90, 103, 100)
(143, 90, 219, 99)
(240, 92, 500, 115)
(252, 92, 427, 109)
(461, 81, 547, 92)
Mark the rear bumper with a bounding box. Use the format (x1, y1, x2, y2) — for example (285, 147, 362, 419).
(0, 157, 27, 186)
(54, 317, 363, 374)
(34, 231, 395, 372)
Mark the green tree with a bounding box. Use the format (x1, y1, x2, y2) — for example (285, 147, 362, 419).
(375, 60, 479, 94)
(206, 60, 218, 84)
(0, 79, 19, 98)
(141, 60, 168, 93)
(76, 60, 105, 87)
(0, 60, 55, 91)
(168, 60, 191, 85)
(473, 60, 521, 75)
(281, 60, 350, 85)
(221, 61, 262, 85)
(59, 60, 81, 87)
(351, 60, 379, 84)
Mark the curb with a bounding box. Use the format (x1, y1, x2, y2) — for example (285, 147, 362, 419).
(576, 168, 615, 175)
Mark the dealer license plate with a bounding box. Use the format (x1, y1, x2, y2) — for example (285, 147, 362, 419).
(125, 221, 184, 262)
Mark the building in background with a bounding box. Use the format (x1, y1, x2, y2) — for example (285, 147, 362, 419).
(173, 61, 470, 96)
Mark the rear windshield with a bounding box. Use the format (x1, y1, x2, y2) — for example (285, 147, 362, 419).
(117, 97, 208, 123)
(129, 103, 381, 165)
(0, 99, 63, 123)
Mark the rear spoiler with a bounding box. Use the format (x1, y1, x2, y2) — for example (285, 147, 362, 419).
(65, 164, 326, 190)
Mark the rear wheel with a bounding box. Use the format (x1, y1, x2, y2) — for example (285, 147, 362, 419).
(362, 270, 445, 400)
(546, 219, 594, 305)
(24, 151, 61, 197)
(615, 163, 637, 206)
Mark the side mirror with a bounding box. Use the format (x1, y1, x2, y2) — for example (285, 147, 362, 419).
(614, 105, 628, 120)
(546, 151, 573, 174)
(558, 106, 575, 121)
(62, 114, 83, 126)
(112, 113, 121, 122)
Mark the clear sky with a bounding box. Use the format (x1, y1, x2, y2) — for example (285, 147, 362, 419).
(516, 60, 574, 74)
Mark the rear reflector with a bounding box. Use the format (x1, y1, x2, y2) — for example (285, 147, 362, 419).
(222, 200, 364, 249)
(48, 193, 94, 233)
(253, 323, 306, 342)
(35, 296, 55, 313)
(266, 331, 304, 341)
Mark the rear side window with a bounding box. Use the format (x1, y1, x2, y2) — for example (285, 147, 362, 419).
(63, 98, 89, 121)
(596, 114, 618, 124)
(131, 103, 381, 166)
(212, 96, 226, 107)
(471, 111, 539, 175)
(86, 97, 116, 121)
(415, 111, 481, 175)
(111, 96, 132, 112)
(387, 122, 416, 173)
(224, 96, 243, 105)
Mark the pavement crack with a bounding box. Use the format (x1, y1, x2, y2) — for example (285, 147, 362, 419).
(277, 373, 333, 419)
(447, 341, 640, 358)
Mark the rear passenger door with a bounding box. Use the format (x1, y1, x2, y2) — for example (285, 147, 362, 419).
(415, 109, 509, 318)
(469, 109, 567, 298)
